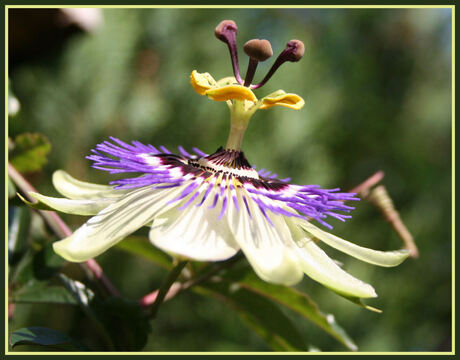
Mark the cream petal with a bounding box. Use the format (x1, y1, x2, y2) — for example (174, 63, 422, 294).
(287, 220, 377, 298)
(53, 186, 183, 262)
(52, 170, 129, 200)
(297, 220, 410, 267)
(228, 191, 304, 286)
(149, 183, 239, 261)
(27, 191, 114, 215)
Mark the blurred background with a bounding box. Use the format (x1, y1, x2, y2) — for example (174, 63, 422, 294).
(8, 8, 452, 352)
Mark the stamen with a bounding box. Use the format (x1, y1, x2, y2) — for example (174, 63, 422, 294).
(215, 20, 243, 84)
(243, 39, 273, 87)
(251, 39, 305, 89)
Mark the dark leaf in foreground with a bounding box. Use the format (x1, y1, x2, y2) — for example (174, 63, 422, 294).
(10, 326, 88, 351)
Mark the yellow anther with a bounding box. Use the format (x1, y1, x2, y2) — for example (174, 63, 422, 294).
(190, 70, 216, 95)
(260, 92, 305, 110)
(205, 84, 257, 102)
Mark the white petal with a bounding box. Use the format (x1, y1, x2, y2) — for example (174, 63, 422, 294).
(149, 183, 239, 261)
(287, 220, 377, 298)
(228, 191, 303, 286)
(53, 186, 183, 262)
(28, 191, 114, 215)
(52, 170, 129, 199)
(297, 220, 410, 267)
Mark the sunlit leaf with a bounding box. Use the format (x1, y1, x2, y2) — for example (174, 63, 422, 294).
(334, 292, 382, 313)
(9, 133, 51, 173)
(197, 281, 308, 351)
(10, 326, 88, 350)
(221, 268, 358, 350)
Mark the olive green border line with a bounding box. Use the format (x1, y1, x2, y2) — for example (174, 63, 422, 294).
(4, 4, 455, 357)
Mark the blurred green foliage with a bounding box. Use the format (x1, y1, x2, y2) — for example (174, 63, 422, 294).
(8, 8, 451, 352)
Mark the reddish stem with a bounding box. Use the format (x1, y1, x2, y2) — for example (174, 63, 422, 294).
(139, 283, 182, 309)
(349, 170, 385, 196)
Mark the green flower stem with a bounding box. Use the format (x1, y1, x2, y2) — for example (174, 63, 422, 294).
(226, 101, 249, 151)
(225, 100, 261, 151)
(149, 260, 188, 318)
(8, 163, 120, 297)
(181, 252, 244, 290)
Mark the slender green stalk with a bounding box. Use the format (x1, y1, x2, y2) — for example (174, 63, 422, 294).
(149, 260, 188, 318)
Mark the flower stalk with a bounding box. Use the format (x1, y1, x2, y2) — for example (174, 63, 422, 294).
(225, 100, 256, 151)
(148, 260, 188, 318)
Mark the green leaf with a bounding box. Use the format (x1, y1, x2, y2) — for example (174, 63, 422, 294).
(115, 235, 173, 270)
(9, 133, 51, 173)
(197, 281, 308, 351)
(334, 292, 382, 314)
(93, 297, 151, 351)
(58, 274, 116, 351)
(221, 268, 358, 351)
(10, 326, 88, 350)
(10, 242, 66, 288)
(11, 280, 77, 305)
(58, 274, 150, 351)
(32, 242, 67, 280)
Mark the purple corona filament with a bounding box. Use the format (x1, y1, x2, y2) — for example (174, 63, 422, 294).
(88, 138, 359, 229)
